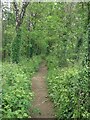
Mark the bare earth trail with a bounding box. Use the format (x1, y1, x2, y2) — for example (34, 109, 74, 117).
(31, 61, 55, 118)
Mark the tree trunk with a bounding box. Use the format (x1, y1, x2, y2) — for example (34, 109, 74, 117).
(12, 1, 29, 63)
(88, 1, 90, 113)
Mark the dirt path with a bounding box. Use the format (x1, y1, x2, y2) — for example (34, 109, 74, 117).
(31, 61, 55, 118)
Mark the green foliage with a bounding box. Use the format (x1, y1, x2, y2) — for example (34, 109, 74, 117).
(47, 59, 89, 119)
(2, 2, 89, 119)
(2, 25, 16, 61)
(12, 28, 21, 63)
(1, 56, 41, 118)
(3, 3, 88, 64)
(46, 55, 59, 69)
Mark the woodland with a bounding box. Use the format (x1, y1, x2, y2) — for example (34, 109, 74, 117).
(0, 1, 90, 119)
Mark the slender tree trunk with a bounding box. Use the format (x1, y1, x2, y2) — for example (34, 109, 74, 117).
(12, 1, 29, 63)
(88, 2, 90, 66)
(88, 1, 90, 113)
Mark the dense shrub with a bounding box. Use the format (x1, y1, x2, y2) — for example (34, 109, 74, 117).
(46, 55, 59, 69)
(1, 56, 41, 118)
(46, 59, 89, 119)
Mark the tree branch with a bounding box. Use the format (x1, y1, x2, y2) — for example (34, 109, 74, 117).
(19, 2, 29, 26)
(13, 1, 19, 25)
(13, 1, 29, 30)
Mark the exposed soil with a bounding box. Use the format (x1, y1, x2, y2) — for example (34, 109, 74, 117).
(31, 61, 55, 118)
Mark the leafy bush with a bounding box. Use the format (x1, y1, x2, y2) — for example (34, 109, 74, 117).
(46, 55, 59, 69)
(47, 59, 89, 119)
(1, 56, 41, 118)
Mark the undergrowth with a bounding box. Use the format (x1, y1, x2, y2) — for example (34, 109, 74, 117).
(46, 55, 89, 119)
(1, 56, 41, 118)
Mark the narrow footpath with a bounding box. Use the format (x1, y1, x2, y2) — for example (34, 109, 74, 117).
(31, 61, 55, 118)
